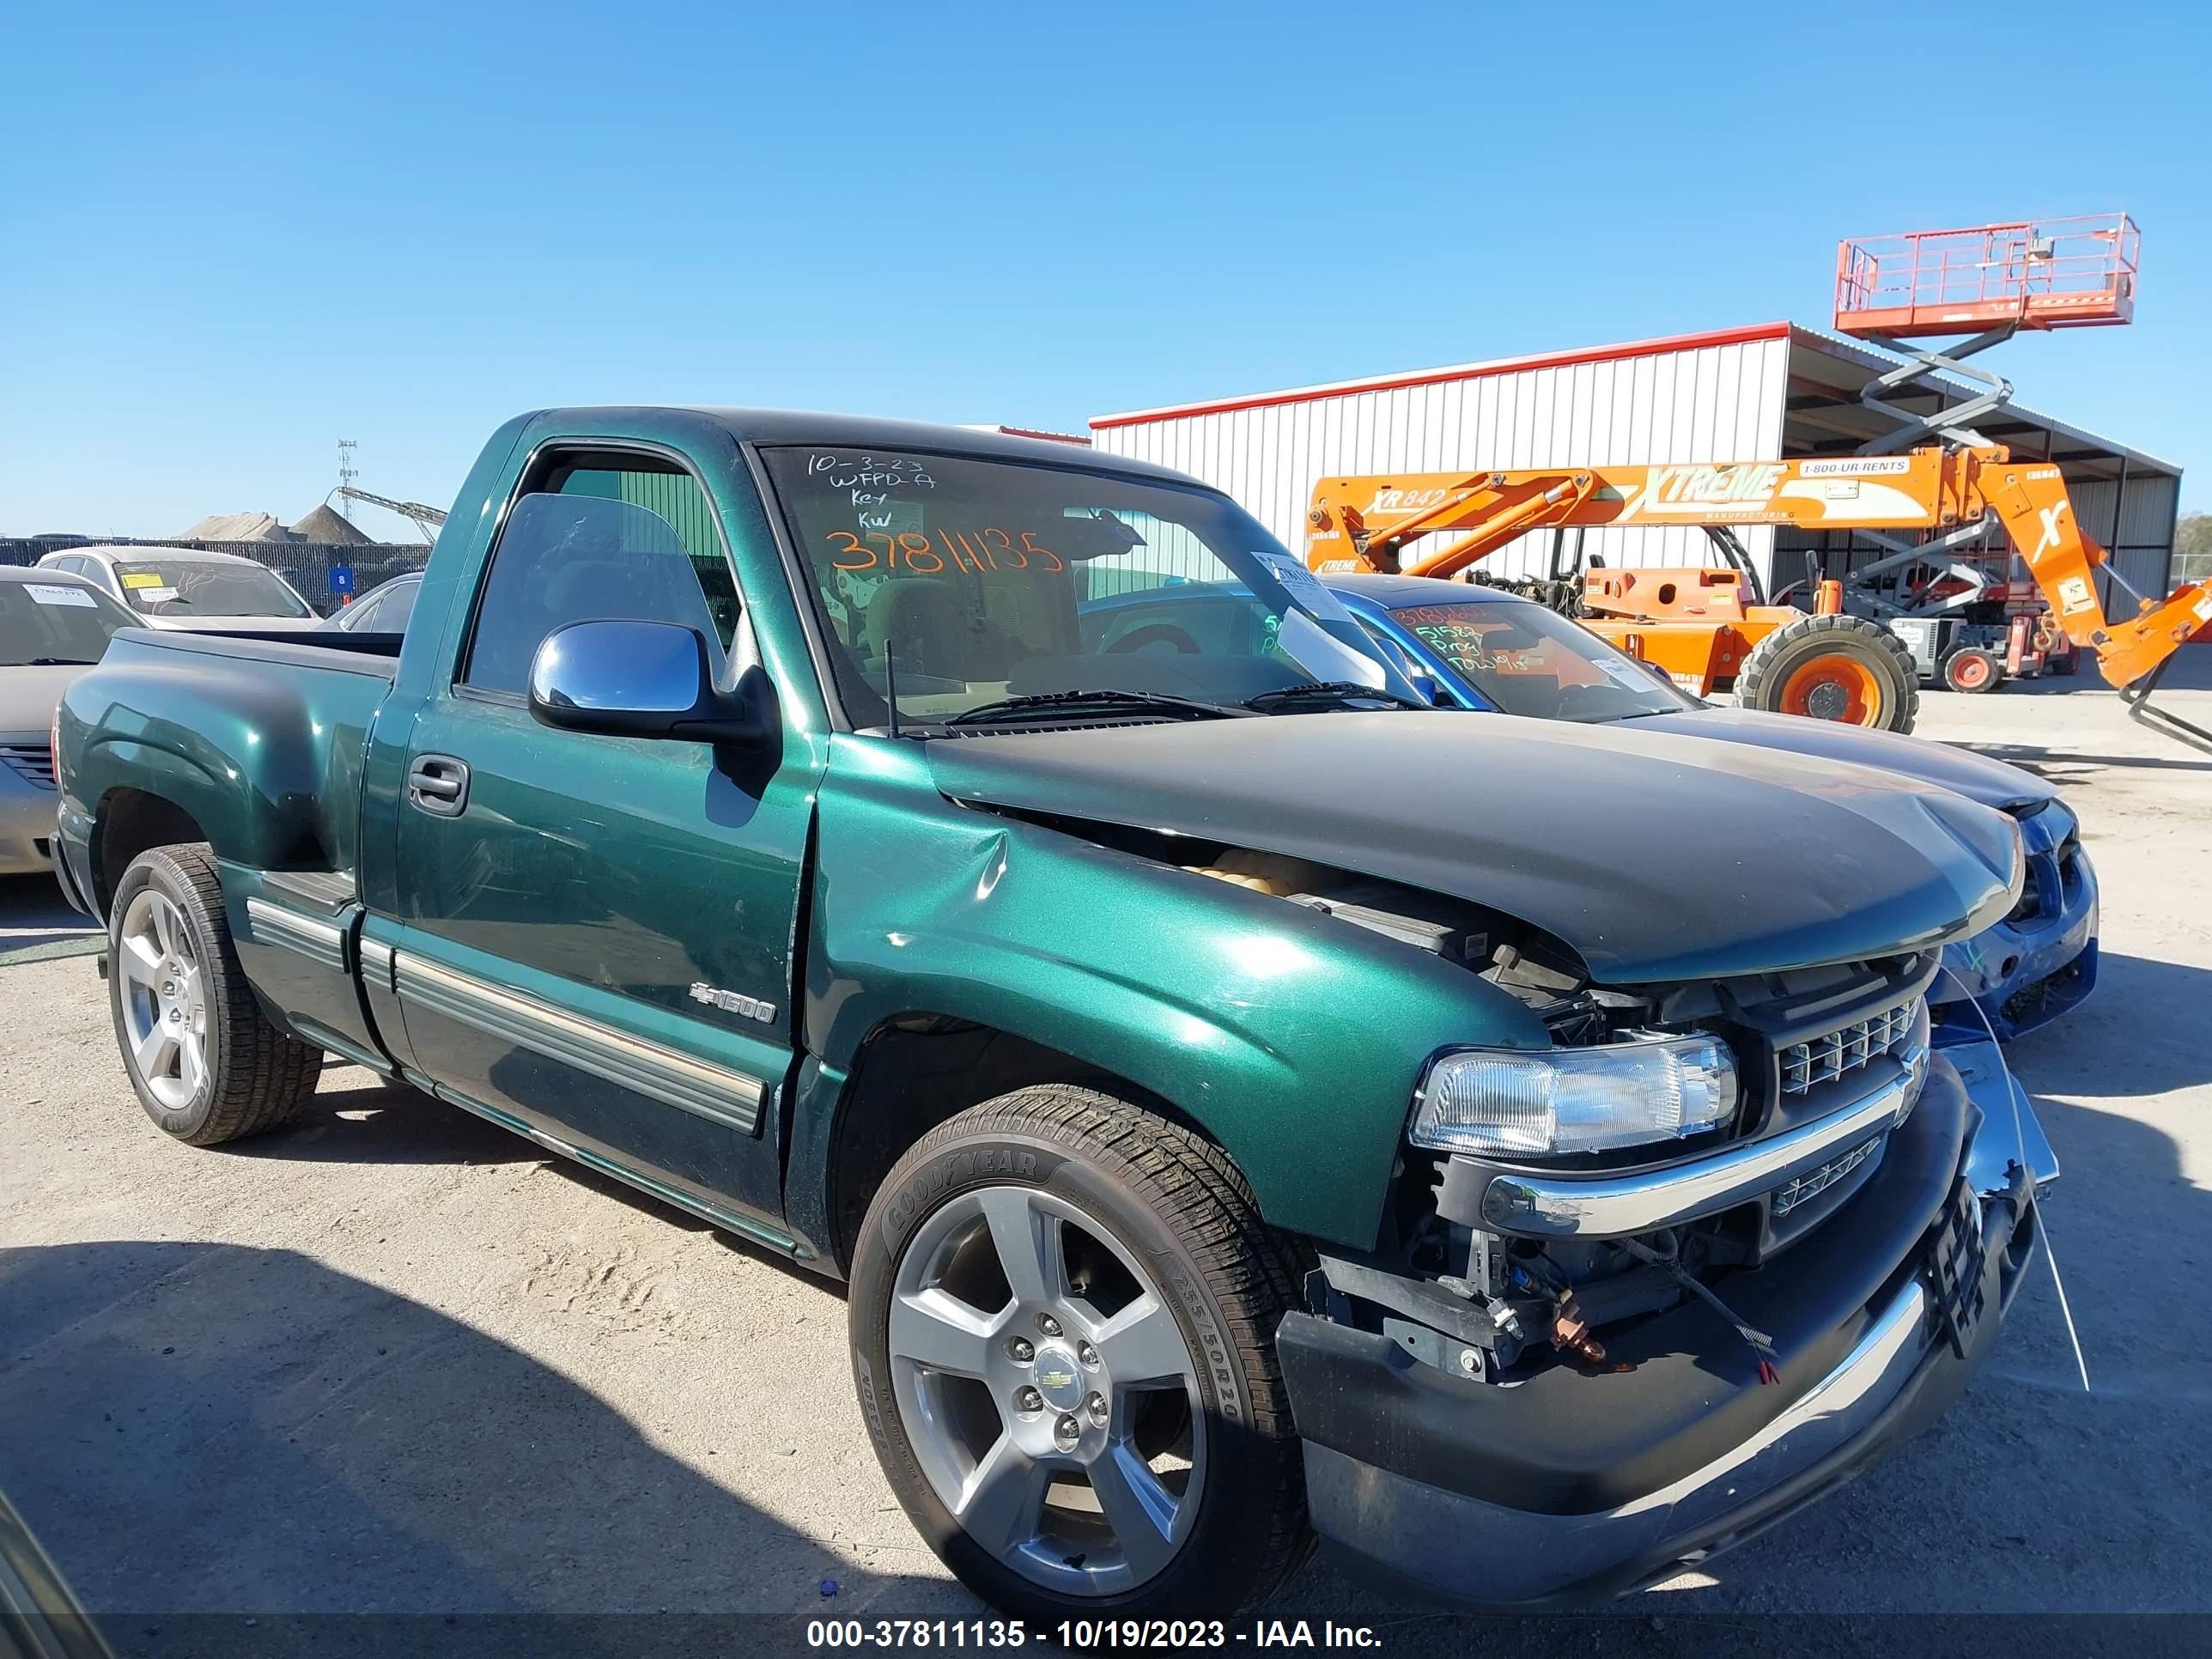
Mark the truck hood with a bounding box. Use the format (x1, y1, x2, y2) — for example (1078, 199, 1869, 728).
(927, 712, 2024, 984)
(1625, 706, 2055, 812)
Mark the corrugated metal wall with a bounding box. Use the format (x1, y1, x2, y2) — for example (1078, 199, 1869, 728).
(1775, 469, 2179, 605)
(1092, 337, 1793, 582)
(2068, 471, 2179, 600)
(615, 471, 724, 564)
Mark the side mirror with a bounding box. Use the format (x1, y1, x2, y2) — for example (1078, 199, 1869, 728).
(529, 619, 770, 746)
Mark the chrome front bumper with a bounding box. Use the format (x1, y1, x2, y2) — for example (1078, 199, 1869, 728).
(1279, 1058, 2051, 1607)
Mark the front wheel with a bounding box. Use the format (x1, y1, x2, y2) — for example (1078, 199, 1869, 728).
(1735, 613, 1922, 733)
(849, 1087, 1310, 1619)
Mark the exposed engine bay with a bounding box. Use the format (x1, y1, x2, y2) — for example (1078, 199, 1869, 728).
(1182, 847, 1659, 1045)
(969, 808, 1941, 1390)
(1173, 847, 1929, 1390)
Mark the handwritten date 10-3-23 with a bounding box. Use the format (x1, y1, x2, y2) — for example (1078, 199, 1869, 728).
(823, 528, 1064, 575)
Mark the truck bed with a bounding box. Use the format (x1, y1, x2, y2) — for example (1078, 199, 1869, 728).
(112, 626, 404, 677)
(59, 629, 398, 894)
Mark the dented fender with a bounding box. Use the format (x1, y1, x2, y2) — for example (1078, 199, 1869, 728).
(803, 734, 1547, 1249)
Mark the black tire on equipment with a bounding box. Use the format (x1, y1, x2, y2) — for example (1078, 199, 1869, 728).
(1941, 645, 2004, 695)
(107, 843, 324, 1146)
(849, 1085, 1310, 1620)
(1734, 612, 1922, 734)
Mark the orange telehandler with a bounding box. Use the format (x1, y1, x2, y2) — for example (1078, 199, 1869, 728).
(1306, 444, 2210, 735)
(1305, 217, 2211, 744)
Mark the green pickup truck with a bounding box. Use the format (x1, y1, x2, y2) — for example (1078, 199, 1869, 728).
(52, 409, 2055, 1617)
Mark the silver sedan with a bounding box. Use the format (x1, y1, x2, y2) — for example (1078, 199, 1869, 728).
(0, 566, 137, 876)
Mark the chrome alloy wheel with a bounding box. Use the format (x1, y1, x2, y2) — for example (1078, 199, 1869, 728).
(117, 889, 208, 1110)
(888, 1185, 1207, 1598)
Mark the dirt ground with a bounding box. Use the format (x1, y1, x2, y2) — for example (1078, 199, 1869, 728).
(4, 658, 2209, 1655)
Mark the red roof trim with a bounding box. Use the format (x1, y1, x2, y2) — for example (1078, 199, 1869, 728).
(992, 424, 1092, 447)
(1088, 321, 1796, 430)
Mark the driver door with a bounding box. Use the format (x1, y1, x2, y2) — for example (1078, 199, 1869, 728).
(383, 445, 821, 1235)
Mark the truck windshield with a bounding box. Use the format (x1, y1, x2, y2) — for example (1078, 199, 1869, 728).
(0, 580, 135, 665)
(116, 560, 311, 619)
(1386, 599, 1692, 722)
(760, 447, 1415, 726)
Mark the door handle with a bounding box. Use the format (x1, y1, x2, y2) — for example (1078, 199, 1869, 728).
(407, 755, 471, 817)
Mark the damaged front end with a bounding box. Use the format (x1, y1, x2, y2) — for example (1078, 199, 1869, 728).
(1275, 938, 2057, 1607)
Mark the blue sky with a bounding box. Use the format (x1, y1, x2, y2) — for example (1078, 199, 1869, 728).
(5, 0, 2205, 538)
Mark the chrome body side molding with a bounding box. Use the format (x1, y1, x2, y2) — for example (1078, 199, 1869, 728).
(392, 951, 765, 1135)
(358, 936, 397, 993)
(243, 897, 349, 975)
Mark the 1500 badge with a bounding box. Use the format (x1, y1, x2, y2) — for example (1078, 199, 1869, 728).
(689, 982, 777, 1023)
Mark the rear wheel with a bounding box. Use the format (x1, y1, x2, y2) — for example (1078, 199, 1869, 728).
(108, 844, 323, 1146)
(849, 1086, 1309, 1619)
(1735, 613, 1921, 733)
(1942, 645, 2004, 694)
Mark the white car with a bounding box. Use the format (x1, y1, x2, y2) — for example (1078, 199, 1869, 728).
(33, 545, 323, 633)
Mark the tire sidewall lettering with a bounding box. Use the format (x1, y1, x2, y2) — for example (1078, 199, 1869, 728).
(878, 1145, 1054, 1250)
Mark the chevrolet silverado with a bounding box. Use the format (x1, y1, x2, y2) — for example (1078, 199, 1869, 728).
(54, 409, 2056, 1616)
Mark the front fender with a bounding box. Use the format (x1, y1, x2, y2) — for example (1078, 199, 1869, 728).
(805, 738, 1548, 1249)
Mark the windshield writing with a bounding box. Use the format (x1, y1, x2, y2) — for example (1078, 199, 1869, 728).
(763, 447, 1408, 727)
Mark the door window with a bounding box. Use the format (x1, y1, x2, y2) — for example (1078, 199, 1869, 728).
(461, 456, 741, 696)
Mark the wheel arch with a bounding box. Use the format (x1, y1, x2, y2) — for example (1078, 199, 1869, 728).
(91, 787, 211, 917)
(821, 1012, 1205, 1275)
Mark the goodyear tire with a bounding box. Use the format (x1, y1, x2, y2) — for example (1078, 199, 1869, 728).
(1735, 613, 1921, 733)
(850, 1086, 1310, 1620)
(107, 843, 323, 1146)
(1941, 645, 2004, 695)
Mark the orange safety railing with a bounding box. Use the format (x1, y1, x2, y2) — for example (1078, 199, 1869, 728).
(1834, 215, 2139, 338)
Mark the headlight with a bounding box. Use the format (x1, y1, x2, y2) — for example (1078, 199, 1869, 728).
(1412, 1033, 1739, 1158)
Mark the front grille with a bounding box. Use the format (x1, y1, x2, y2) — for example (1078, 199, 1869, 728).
(1779, 997, 1921, 1095)
(1771, 1135, 1881, 1215)
(0, 743, 55, 790)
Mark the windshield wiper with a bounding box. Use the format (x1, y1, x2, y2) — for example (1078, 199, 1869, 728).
(1243, 681, 1431, 713)
(23, 656, 100, 666)
(942, 689, 1251, 728)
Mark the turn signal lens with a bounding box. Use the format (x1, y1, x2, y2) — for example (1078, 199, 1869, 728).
(1413, 1034, 1738, 1158)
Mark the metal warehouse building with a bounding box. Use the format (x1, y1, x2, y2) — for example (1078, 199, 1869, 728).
(1088, 322, 2182, 604)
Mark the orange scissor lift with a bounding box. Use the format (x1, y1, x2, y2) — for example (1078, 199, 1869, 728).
(1307, 216, 2212, 746)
